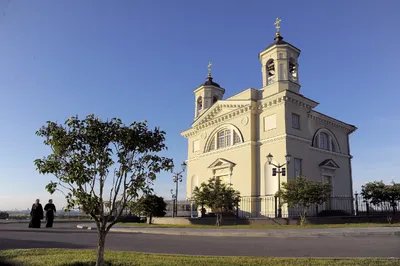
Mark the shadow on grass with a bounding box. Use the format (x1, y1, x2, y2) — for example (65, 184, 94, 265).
(0, 259, 129, 266)
(0, 258, 18, 266)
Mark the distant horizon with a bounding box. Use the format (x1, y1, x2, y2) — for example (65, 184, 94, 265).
(1, 0, 399, 210)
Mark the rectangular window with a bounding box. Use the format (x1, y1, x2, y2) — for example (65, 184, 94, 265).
(292, 113, 300, 129)
(294, 158, 302, 177)
(193, 140, 200, 152)
(264, 114, 277, 131)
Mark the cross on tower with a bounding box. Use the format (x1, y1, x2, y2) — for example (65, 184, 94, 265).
(274, 18, 282, 36)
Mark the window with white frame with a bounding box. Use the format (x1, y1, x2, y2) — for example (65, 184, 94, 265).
(331, 140, 336, 152)
(208, 139, 216, 151)
(292, 113, 300, 129)
(206, 127, 243, 152)
(193, 140, 200, 152)
(217, 130, 230, 149)
(319, 132, 329, 150)
(312, 129, 340, 152)
(233, 130, 241, 144)
(294, 158, 302, 177)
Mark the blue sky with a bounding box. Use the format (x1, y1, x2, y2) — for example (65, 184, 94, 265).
(0, 0, 399, 210)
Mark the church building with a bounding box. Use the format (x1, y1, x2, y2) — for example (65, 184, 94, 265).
(181, 19, 357, 217)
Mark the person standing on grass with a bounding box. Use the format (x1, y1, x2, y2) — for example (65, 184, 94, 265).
(44, 199, 56, 228)
(29, 199, 43, 228)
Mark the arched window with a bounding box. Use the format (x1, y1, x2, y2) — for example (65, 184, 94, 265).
(197, 97, 203, 111)
(217, 129, 231, 149)
(213, 96, 218, 104)
(312, 128, 340, 152)
(266, 59, 275, 85)
(320, 132, 329, 150)
(289, 58, 298, 82)
(205, 125, 243, 152)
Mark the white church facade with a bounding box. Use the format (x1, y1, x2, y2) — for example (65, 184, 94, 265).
(181, 20, 357, 217)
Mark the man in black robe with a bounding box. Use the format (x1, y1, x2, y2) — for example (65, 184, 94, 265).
(29, 199, 43, 228)
(44, 199, 56, 228)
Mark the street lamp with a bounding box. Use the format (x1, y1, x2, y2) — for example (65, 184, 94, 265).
(172, 161, 187, 218)
(170, 189, 176, 218)
(267, 153, 291, 218)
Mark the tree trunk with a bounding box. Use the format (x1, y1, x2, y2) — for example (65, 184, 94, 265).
(391, 203, 396, 224)
(148, 215, 153, 225)
(300, 209, 308, 226)
(96, 230, 106, 266)
(215, 212, 222, 227)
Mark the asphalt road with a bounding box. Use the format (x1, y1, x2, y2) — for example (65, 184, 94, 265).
(0, 222, 399, 258)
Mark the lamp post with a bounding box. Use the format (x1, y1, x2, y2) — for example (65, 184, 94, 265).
(172, 161, 187, 218)
(267, 153, 291, 218)
(170, 189, 176, 218)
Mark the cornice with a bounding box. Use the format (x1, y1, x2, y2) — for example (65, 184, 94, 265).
(192, 99, 253, 127)
(181, 92, 356, 139)
(182, 105, 257, 138)
(308, 112, 356, 134)
(256, 91, 316, 113)
(256, 95, 286, 111)
(309, 146, 351, 159)
(186, 135, 352, 163)
(258, 134, 311, 146)
(258, 134, 287, 145)
(286, 134, 312, 144)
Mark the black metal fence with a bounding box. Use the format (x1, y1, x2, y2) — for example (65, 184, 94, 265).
(165, 200, 199, 217)
(235, 194, 400, 218)
(118, 194, 399, 219)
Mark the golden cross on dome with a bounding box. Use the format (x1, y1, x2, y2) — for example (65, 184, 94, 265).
(274, 17, 282, 36)
(207, 62, 212, 77)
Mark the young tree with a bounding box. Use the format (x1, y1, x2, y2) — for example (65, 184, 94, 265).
(192, 178, 240, 226)
(361, 181, 400, 222)
(34, 114, 173, 266)
(276, 176, 332, 225)
(129, 194, 167, 224)
(0, 211, 9, 219)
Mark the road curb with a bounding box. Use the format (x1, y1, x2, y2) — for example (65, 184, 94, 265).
(0, 220, 92, 224)
(76, 224, 400, 238)
(76, 225, 96, 231)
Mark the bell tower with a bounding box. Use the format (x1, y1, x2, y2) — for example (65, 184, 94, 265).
(259, 18, 301, 97)
(193, 62, 225, 120)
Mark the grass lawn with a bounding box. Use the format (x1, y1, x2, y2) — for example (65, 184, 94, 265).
(119, 222, 400, 229)
(0, 249, 399, 266)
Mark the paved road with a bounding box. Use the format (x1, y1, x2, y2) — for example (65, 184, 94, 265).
(0, 223, 399, 257)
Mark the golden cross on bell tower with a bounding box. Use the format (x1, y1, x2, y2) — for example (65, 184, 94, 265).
(207, 62, 212, 77)
(274, 17, 282, 36)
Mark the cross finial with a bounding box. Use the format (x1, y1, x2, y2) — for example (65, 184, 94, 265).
(274, 17, 282, 36)
(207, 62, 212, 77)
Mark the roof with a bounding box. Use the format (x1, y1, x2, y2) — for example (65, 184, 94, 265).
(260, 35, 301, 55)
(200, 76, 220, 88)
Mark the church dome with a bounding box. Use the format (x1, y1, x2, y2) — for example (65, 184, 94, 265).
(263, 35, 301, 52)
(201, 76, 221, 88)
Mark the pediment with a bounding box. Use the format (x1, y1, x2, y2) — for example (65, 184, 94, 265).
(191, 100, 251, 128)
(208, 158, 236, 169)
(319, 159, 340, 169)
